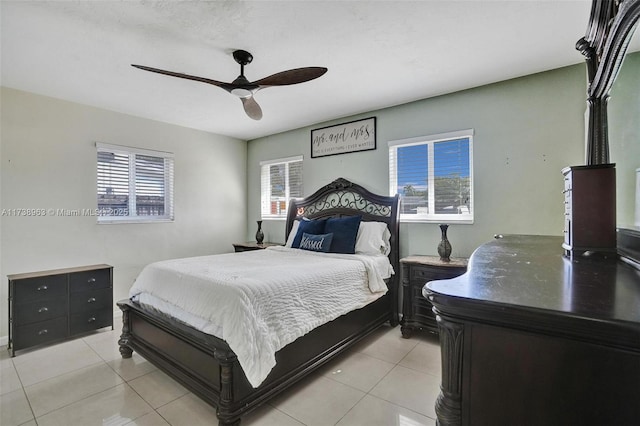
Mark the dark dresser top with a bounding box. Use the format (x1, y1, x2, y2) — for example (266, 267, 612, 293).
(425, 235, 640, 349)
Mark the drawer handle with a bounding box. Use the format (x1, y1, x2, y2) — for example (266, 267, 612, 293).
(37, 285, 48, 291)
(38, 329, 48, 335)
(87, 277, 96, 283)
(88, 317, 96, 323)
(38, 307, 49, 313)
(87, 297, 96, 303)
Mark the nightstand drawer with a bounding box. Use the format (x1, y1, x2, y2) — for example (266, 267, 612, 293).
(411, 265, 466, 282)
(69, 309, 112, 335)
(69, 269, 111, 293)
(13, 275, 67, 303)
(69, 288, 112, 313)
(14, 297, 68, 326)
(411, 266, 436, 281)
(13, 317, 67, 350)
(412, 286, 433, 310)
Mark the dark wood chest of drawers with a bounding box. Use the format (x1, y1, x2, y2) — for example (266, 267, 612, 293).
(400, 255, 467, 338)
(561, 164, 616, 254)
(8, 264, 113, 356)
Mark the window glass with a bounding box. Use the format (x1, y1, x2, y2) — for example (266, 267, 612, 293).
(389, 130, 473, 223)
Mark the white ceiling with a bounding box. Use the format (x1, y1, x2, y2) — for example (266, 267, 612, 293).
(2, 1, 635, 141)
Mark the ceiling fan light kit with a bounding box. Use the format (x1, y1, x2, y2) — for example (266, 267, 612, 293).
(132, 49, 327, 120)
(231, 88, 254, 99)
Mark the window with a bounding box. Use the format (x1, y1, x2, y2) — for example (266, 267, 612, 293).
(260, 155, 303, 219)
(96, 143, 174, 223)
(389, 129, 473, 223)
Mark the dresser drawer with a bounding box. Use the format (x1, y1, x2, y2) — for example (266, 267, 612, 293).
(14, 297, 68, 326)
(69, 309, 112, 335)
(13, 275, 67, 304)
(69, 288, 112, 313)
(13, 317, 67, 350)
(69, 269, 111, 293)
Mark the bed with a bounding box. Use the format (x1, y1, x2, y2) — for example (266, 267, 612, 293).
(117, 177, 400, 425)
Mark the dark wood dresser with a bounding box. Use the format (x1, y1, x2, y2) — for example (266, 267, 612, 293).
(8, 264, 113, 356)
(424, 236, 640, 426)
(400, 256, 467, 337)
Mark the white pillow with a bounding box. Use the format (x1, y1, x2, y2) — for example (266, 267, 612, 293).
(355, 221, 391, 256)
(285, 220, 300, 247)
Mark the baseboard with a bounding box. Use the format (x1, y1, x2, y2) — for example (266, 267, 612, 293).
(0, 335, 7, 347)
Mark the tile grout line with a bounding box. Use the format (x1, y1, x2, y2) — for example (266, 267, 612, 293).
(8, 351, 38, 425)
(329, 330, 417, 426)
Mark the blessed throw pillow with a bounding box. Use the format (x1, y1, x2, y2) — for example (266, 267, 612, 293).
(291, 218, 327, 248)
(298, 232, 333, 253)
(324, 215, 362, 254)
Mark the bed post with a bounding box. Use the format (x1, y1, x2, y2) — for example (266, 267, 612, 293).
(118, 305, 133, 358)
(215, 349, 240, 426)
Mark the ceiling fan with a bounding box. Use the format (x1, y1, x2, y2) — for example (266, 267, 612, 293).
(132, 50, 327, 120)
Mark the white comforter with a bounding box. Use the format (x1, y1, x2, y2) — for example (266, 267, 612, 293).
(129, 246, 393, 387)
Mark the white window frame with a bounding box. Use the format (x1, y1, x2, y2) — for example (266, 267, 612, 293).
(260, 155, 303, 220)
(389, 129, 474, 224)
(96, 142, 174, 224)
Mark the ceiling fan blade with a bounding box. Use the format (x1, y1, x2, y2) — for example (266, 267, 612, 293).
(241, 96, 263, 120)
(253, 67, 328, 87)
(134, 52, 327, 120)
(132, 64, 232, 91)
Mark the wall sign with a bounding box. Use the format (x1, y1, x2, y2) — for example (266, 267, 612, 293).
(311, 117, 376, 158)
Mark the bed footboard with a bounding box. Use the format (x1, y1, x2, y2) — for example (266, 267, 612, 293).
(118, 295, 392, 425)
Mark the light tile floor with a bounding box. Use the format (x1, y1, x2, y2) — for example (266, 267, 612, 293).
(1, 323, 440, 426)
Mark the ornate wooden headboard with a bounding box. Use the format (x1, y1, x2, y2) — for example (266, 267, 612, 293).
(285, 177, 400, 281)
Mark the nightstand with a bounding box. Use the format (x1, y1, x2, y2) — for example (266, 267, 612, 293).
(400, 255, 467, 338)
(232, 242, 281, 252)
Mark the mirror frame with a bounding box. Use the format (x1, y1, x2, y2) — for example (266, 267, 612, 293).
(576, 0, 640, 165)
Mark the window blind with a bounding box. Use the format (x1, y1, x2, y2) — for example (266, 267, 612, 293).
(260, 155, 303, 219)
(97, 143, 174, 223)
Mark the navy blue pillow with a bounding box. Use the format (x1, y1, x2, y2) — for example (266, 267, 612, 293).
(291, 218, 327, 248)
(299, 232, 333, 253)
(324, 216, 362, 254)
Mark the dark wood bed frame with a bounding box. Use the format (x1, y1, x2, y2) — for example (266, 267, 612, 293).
(117, 177, 400, 425)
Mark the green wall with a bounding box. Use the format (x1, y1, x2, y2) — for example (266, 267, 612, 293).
(247, 64, 588, 258)
(610, 51, 640, 228)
